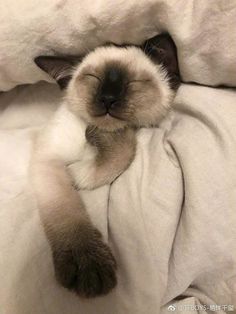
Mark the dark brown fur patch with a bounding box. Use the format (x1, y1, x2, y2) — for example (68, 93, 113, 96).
(51, 222, 117, 297)
(142, 33, 180, 90)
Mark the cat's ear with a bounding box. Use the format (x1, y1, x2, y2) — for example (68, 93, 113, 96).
(34, 55, 82, 89)
(142, 33, 180, 89)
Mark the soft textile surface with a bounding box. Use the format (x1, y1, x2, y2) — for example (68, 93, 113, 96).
(0, 82, 236, 314)
(1, 0, 236, 313)
(0, 0, 236, 91)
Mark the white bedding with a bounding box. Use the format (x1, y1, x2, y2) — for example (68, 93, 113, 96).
(1, 0, 236, 91)
(1, 82, 236, 314)
(1, 1, 236, 314)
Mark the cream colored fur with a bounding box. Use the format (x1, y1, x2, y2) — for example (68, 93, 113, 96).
(30, 44, 172, 297)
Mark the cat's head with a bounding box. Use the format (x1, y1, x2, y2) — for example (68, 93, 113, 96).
(35, 34, 179, 131)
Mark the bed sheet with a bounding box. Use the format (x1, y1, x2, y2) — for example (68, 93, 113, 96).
(0, 82, 235, 314)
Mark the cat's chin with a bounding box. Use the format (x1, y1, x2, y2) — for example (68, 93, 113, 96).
(88, 114, 128, 132)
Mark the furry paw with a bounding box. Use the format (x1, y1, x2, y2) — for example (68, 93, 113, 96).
(68, 159, 97, 190)
(52, 228, 117, 298)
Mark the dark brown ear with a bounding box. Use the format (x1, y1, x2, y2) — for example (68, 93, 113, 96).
(34, 55, 82, 89)
(142, 33, 180, 90)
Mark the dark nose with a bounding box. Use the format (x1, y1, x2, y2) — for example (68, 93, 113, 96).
(98, 66, 125, 110)
(99, 94, 117, 109)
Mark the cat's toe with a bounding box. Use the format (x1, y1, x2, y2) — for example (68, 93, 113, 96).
(75, 242, 117, 297)
(53, 235, 117, 297)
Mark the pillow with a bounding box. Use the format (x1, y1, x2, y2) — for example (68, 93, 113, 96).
(0, 0, 236, 91)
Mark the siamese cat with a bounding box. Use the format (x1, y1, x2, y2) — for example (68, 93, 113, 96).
(31, 34, 179, 298)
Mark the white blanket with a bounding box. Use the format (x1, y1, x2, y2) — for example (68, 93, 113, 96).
(1, 82, 236, 314)
(0, 0, 236, 91)
(1, 1, 236, 314)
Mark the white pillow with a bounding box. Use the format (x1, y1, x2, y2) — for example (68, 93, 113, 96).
(0, 0, 236, 91)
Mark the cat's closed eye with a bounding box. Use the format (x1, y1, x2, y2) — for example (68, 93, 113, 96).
(83, 73, 101, 82)
(127, 79, 151, 85)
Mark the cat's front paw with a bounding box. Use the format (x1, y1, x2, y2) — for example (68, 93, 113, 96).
(52, 228, 117, 298)
(68, 160, 97, 190)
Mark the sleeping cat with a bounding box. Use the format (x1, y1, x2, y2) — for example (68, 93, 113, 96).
(31, 34, 179, 298)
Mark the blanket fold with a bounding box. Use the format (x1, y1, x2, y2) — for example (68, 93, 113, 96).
(0, 82, 235, 313)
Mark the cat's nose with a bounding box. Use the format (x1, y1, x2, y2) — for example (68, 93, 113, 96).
(99, 94, 117, 109)
(98, 66, 126, 110)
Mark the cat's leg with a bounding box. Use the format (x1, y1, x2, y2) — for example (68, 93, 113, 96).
(30, 158, 117, 297)
(69, 127, 137, 190)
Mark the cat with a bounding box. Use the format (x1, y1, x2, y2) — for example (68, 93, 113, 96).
(31, 34, 179, 298)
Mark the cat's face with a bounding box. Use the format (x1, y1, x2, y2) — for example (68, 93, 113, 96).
(35, 34, 179, 131)
(67, 46, 173, 131)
